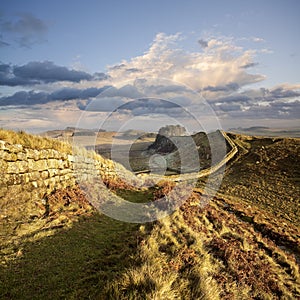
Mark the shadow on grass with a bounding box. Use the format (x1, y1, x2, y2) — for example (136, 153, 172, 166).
(0, 212, 141, 300)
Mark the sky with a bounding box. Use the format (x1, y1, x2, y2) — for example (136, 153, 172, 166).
(0, 0, 299, 133)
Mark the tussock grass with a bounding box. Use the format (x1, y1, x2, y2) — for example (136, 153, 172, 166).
(0, 128, 72, 153)
(104, 210, 221, 300)
(104, 182, 300, 299)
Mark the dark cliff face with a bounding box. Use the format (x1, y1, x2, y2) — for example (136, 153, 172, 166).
(148, 134, 177, 153)
(148, 132, 209, 155)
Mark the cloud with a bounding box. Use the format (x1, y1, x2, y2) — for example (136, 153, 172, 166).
(0, 32, 299, 132)
(115, 98, 190, 118)
(0, 86, 110, 106)
(203, 82, 240, 92)
(14, 61, 93, 83)
(240, 62, 259, 69)
(260, 48, 274, 54)
(251, 37, 265, 43)
(108, 33, 265, 91)
(93, 72, 110, 80)
(212, 84, 300, 119)
(0, 61, 96, 86)
(0, 13, 48, 48)
(198, 39, 208, 48)
(268, 87, 300, 99)
(78, 97, 126, 112)
(125, 68, 140, 73)
(0, 34, 9, 47)
(100, 84, 144, 99)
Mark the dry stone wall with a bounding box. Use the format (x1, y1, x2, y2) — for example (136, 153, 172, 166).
(0, 140, 139, 223)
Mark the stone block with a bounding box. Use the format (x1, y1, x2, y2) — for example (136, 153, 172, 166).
(0, 140, 7, 150)
(40, 149, 49, 159)
(6, 144, 23, 153)
(48, 169, 59, 177)
(41, 170, 49, 179)
(2, 151, 18, 161)
(35, 160, 48, 171)
(29, 171, 40, 181)
(7, 162, 20, 174)
(17, 151, 27, 160)
(0, 186, 7, 197)
(18, 161, 29, 173)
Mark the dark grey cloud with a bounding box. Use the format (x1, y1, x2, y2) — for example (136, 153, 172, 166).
(100, 84, 144, 99)
(0, 34, 9, 47)
(119, 98, 177, 111)
(78, 97, 126, 112)
(212, 94, 252, 103)
(240, 62, 259, 69)
(93, 72, 110, 80)
(115, 98, 191, 118)
(203, 82, 240, 92)
(13, 61, 93, 83)
(126, 68, 140, 73)
(0, 13, 48, 48)
(109, 63, 126, 71)
(198, 39, 208, 48)
(0, 86, 110, 106)
(0, 61, 96, 86)
(145, 84, 189, 95)
(77, 97, 190, 117)
(213, 87, 300, 119)
(226, 101, 300, 119)
(269, 87, 300, 99)
(215, 103, 241, 112)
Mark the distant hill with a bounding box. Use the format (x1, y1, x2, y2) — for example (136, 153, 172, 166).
(229, 126, 300, 138)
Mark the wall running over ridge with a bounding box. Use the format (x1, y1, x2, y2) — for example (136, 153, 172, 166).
(0, 140, 138, 223)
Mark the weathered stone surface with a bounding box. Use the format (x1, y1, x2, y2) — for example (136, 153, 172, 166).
(0, 159, 7, 174)
(28, 171, 40, 181)
(48, 169, 59, 177)
(6, 144, 23, 153)
(7, 162, 20, 174)
(34, 160, 48, 171)
(17, 151, 27, 160)
(2, 152, 18, 162)
(40, 149, 49, 159)
(0, 186, 7, 197)
(32, 181, 38, 188)
(41, 170, 49, 180)
(0, 140, 7, 150)
(47, 159, 58, 169)
(26, 149, 40, 160)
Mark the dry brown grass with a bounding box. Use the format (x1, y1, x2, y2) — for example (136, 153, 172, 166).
(219, 133, 300, 225)
(0, 128, 72, 153)
(104, 180, 300, 299)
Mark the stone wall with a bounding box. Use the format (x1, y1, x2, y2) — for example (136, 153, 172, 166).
(0, 140, 139, 223)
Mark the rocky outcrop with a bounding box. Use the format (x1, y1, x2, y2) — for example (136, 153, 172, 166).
(158, 125, 187, 137)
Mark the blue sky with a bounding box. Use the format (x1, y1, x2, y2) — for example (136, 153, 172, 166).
(0, 0, 299, 132)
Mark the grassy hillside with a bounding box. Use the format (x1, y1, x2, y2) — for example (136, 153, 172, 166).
(0, 130, 299, 299)
(218, 133, 300, 225)
(106, 184, 299, 299)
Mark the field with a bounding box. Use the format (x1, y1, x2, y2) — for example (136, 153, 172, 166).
(0, 130, 299, 299)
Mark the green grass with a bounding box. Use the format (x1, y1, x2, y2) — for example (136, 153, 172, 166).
(113, 188, 156, 203)
(0, 213, 141, 299)
(0, 187, 155, 300)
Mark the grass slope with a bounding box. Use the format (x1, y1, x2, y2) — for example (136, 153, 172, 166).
(0, 188, 154, 300)
(0, 130, 299, 299)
